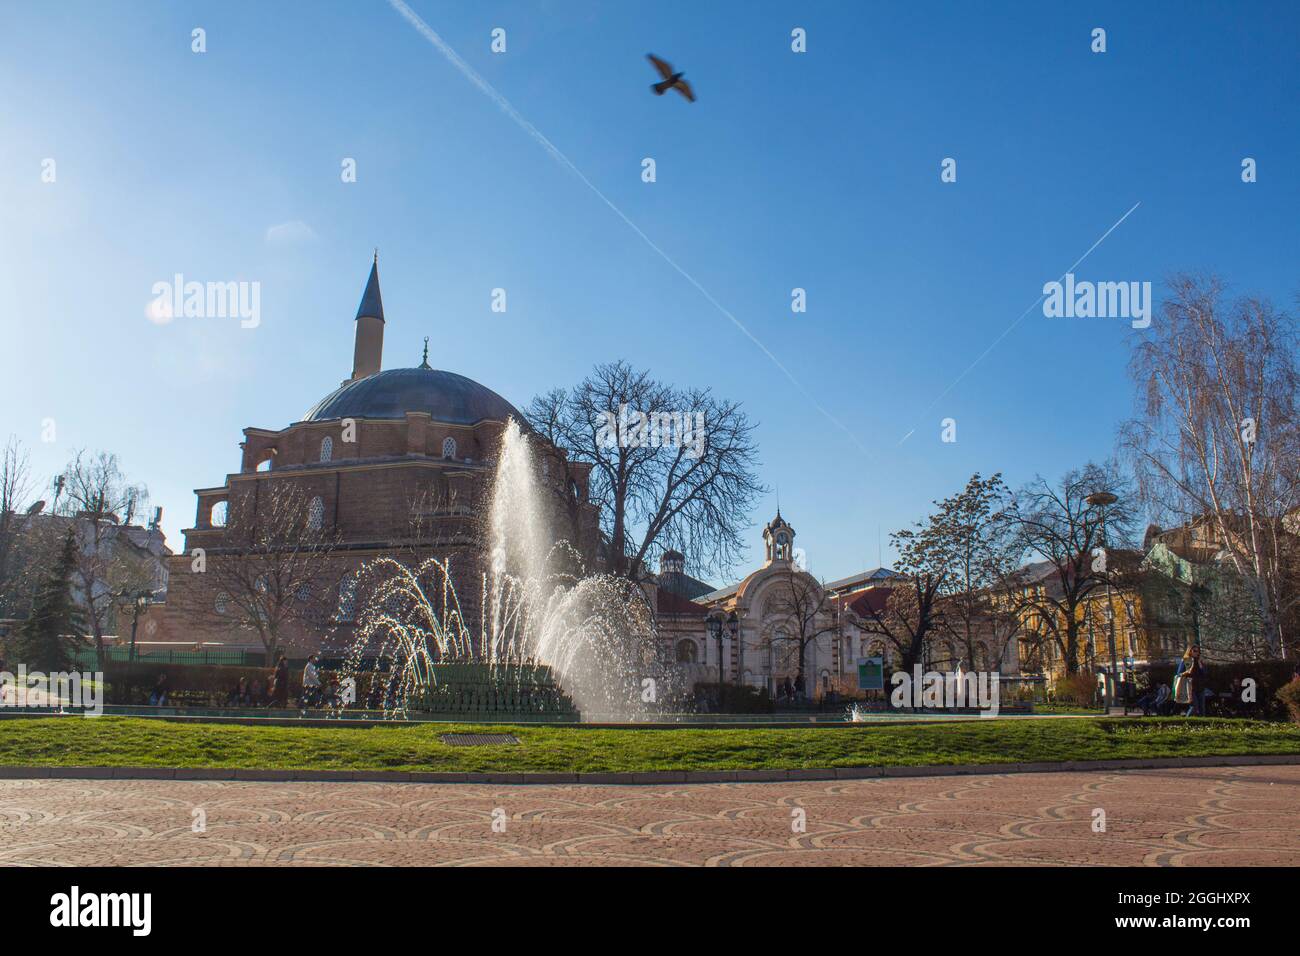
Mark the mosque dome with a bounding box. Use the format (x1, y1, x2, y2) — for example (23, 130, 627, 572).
(302, 367, 522, 426)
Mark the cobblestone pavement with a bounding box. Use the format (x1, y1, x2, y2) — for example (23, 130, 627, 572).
(1, 765, 1296, 866)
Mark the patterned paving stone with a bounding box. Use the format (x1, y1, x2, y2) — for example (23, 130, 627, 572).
(0, 766, 1295, 867)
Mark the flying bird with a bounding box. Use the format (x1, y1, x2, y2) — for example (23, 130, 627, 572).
(647, 53, 695, 102)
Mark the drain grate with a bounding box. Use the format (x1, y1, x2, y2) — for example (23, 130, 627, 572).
(439, 733, 520, 747)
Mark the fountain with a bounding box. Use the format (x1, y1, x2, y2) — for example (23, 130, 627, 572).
(336, 418, 683, 721)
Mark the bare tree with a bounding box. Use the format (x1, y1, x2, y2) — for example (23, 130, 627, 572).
(526, 361, 765, 583)
(1006, 462, 1137, 675)
(525, 389, 590, 551)
(0, 436, 41, 619)
(56, 450, 152, 668)
(763, 566, 837, 694)
(187, 481, 340, 660)
(1119, 275, 1300, 658)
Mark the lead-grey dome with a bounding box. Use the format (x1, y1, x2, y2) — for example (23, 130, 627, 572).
(302, 368, 522, 426)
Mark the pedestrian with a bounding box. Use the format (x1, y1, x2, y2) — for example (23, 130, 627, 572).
(227, 677, 247, 707)
(148, 672, 168, 707)
(1183, 644, 1206, 717)
(1135, 683, 1159, 716)
(302, 654, 322, 710)
(271, 654, 289, 708)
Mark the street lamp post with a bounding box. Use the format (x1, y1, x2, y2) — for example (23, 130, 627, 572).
(1086, 491, 1120, 711)
(726, 611, 739, 707)
(706, 614, 723, 710)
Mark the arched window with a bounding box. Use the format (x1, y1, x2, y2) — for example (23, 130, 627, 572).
(441, 436, 456, 459)
(295, 582, 312, 602)
(337, 575, 357, 623)
(210, 500, 228, 528)
(256, 458, 272, 472)
(320, 436, 333, 462)
(307, 496, 325, 530)
(676, 639, 698, 663)
(215, 592, 230, 615)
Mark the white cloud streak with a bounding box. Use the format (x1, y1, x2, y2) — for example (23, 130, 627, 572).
(386, 0, 867, 455)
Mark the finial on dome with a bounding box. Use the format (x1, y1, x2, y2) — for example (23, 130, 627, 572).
(419, 336, 431, 369)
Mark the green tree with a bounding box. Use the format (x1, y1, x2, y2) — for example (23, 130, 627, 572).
(12, 529, 84, 671)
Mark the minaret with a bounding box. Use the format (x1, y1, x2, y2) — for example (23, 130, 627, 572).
(350, 253, 385, 382)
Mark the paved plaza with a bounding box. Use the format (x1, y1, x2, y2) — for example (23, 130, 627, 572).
(1, 765, 1296, 866)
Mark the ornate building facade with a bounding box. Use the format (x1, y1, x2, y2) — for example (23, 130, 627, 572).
(670, 513, 897, 699)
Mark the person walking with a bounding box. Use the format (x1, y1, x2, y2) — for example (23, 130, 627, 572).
(302, 654, 321, 710)
(270, 654, 289, 708)
(148, 672, 169, 707)
(1183, 644, 1206, 717)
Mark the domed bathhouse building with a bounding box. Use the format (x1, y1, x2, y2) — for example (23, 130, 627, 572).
(149, 258, 601, 661)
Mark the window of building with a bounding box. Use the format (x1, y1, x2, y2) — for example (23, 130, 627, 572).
(676, 639, 698, 663)
(441, 436, 457, 459)
(256, 458, 272, 472)
(307, 496, 325, 530)
(215, 592, 230, 615)
(320, 436, 333, 462)
(210, 500, 228, 528)
(337, 576, 357, 623)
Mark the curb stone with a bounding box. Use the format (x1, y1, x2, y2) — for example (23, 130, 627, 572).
(232, 769, 295, 781)
(112, 767, 174, 780)
(6, 753, 1297, 786)
(407, 772, 470, 783)
(49, 766, 113, 779)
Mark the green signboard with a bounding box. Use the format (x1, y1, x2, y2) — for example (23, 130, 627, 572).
(857, 656, 884, 691)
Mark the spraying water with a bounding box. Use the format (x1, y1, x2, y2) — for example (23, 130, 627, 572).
(339, 418, 681, 720)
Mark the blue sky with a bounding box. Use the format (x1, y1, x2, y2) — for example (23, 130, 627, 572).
(2, 0, 1296, 586)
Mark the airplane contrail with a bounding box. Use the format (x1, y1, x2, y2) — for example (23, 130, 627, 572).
(896, 200, 1142, 445)
(385, 0, 868, 455)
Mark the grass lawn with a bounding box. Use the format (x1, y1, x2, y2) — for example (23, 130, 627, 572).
(0, 716, 1296, 773)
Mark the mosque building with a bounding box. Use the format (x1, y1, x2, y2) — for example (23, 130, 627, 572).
(148, 257, 600, 658)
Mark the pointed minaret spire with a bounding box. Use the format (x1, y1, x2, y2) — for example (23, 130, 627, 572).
(355, 254, 384, 323)
(350, 254, 385, 382)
